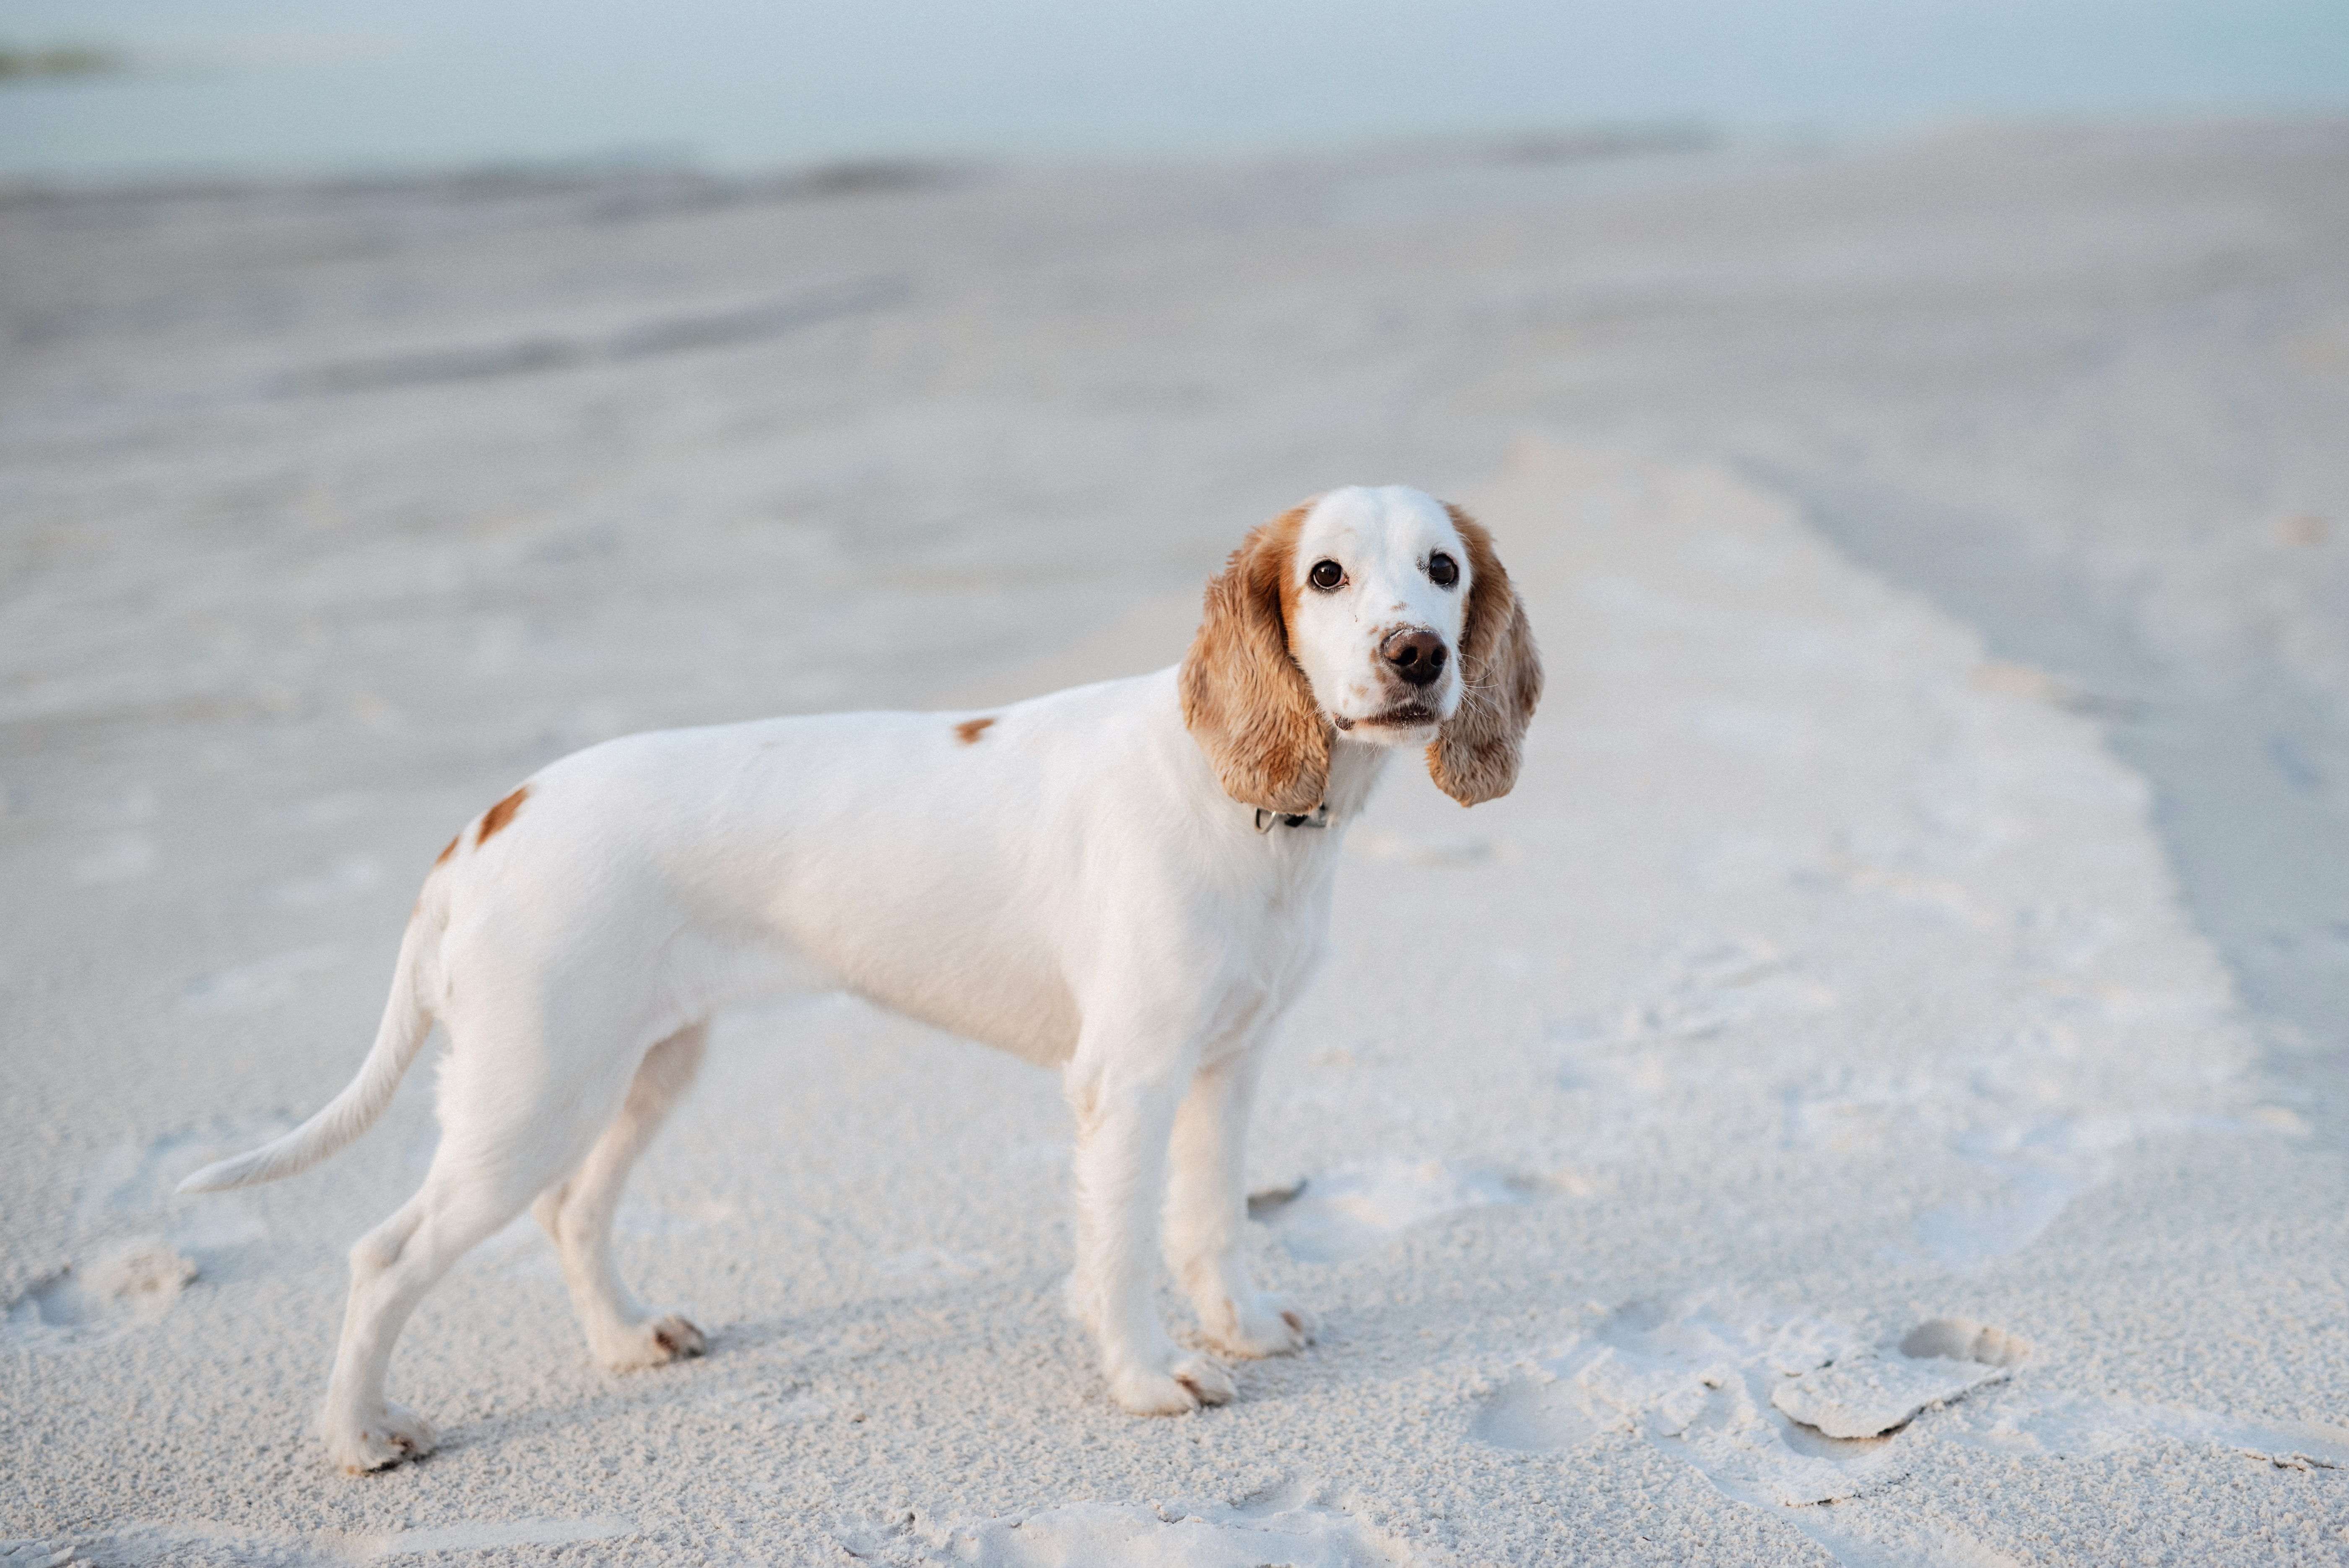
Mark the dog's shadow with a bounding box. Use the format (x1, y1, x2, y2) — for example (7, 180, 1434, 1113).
(457, 1266, 1348, 1465)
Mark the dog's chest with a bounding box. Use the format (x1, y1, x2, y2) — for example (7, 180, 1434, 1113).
(1194, 842, 1338, 1045)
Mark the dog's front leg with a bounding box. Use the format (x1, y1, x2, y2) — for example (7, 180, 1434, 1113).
(1064, 1054, 1236, 1414)
(1165, 1046, 1313, 1359)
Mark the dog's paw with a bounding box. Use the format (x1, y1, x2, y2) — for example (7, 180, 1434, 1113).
(326, 1402, 437, 1475)
(600, 1313, 707, 1371)
(1202, 1292, 1314, 1359)
(1109, 1350, 1236, 1415)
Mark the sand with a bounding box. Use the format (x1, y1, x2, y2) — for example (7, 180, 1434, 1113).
(3, 125, 2346, 1565)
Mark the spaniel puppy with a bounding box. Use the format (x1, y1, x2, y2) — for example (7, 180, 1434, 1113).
(181, 484, 1541, 1472)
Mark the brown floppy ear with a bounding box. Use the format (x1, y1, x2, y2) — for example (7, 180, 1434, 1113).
(1180, 505, 1330, 813)
(1428, 504, 1543, 806)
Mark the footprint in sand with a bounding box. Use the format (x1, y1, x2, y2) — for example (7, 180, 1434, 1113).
(1584, 935, 1837, 1047)
(34, 1120, 286, 1334)
(1915, 1340, 2349, 1474)
(1911, 1111, 2232, 1268)
(1470, 1295, 2027, 1506)
(80, 1119, 289, 1254)
(1247, 1158, 1541, 1264)
(1770, 1318, 2030, 1438)
(4, 1239, 198, 1352)
(1478, 1289, 2342, 1534)
(1775, 1004, 2258, 1270)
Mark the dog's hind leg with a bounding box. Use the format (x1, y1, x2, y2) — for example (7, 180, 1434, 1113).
(320, 1008, 644, 1474)
(320, 1155, 556, 1473)
(531, 1022, 710, 1370)
(1164, 1045, 1312, 1359)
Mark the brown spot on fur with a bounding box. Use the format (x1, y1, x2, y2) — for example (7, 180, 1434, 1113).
(434, 835, 460, 867)
(954, 716, 996, 745)
(476, 784, 530, 846)
(1180, 504, 1330, 813)
(1427, 504, 1543, 807)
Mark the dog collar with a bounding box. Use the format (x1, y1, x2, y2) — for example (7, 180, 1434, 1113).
(1254, 804, 1330, 833)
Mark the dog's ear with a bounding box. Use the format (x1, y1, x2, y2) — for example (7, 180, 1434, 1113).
(1427, 504, 1542, 806)
(1180, 505, 1331, 813)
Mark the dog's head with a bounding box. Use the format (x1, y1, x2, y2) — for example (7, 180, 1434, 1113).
(1180, 485, 1542, 812)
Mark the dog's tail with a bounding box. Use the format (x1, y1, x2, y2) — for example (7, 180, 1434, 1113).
(177, 913, 438, 1194)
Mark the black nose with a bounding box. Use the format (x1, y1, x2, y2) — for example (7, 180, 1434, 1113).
(1381, 628, 1449, 688)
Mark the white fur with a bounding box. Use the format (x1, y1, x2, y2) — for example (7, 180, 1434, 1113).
(180, 485, 1482, 1471)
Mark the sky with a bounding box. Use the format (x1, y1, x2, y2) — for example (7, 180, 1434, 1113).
(0, 0, 2345, 180)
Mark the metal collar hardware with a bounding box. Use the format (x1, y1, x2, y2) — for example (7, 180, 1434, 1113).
(1254, 805, 1331, 833)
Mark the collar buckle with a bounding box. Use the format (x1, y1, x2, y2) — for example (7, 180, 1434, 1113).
(1254, 804, 1331, 833)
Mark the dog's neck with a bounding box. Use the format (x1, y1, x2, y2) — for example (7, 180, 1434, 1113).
(1320, 732, 1398, 823)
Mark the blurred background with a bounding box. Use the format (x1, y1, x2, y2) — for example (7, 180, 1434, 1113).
(2, 0, 2345, 179)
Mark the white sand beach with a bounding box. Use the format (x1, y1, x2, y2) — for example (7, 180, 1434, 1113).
(3, 125, 2347, 1564)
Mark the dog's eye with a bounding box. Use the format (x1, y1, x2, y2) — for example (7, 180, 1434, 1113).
(1308, 559, 1345, 591)
(1428, 551, 1459, 587)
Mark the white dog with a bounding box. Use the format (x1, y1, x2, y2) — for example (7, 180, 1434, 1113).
(181, 484, 1541, 1473)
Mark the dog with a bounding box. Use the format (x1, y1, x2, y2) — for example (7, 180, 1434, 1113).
(180, 484, 1541, 1472)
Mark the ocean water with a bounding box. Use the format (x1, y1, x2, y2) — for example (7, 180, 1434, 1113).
(0, 0, 2344, 182)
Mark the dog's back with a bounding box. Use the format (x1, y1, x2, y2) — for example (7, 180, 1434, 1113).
(428, 669, 1230, 1068)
